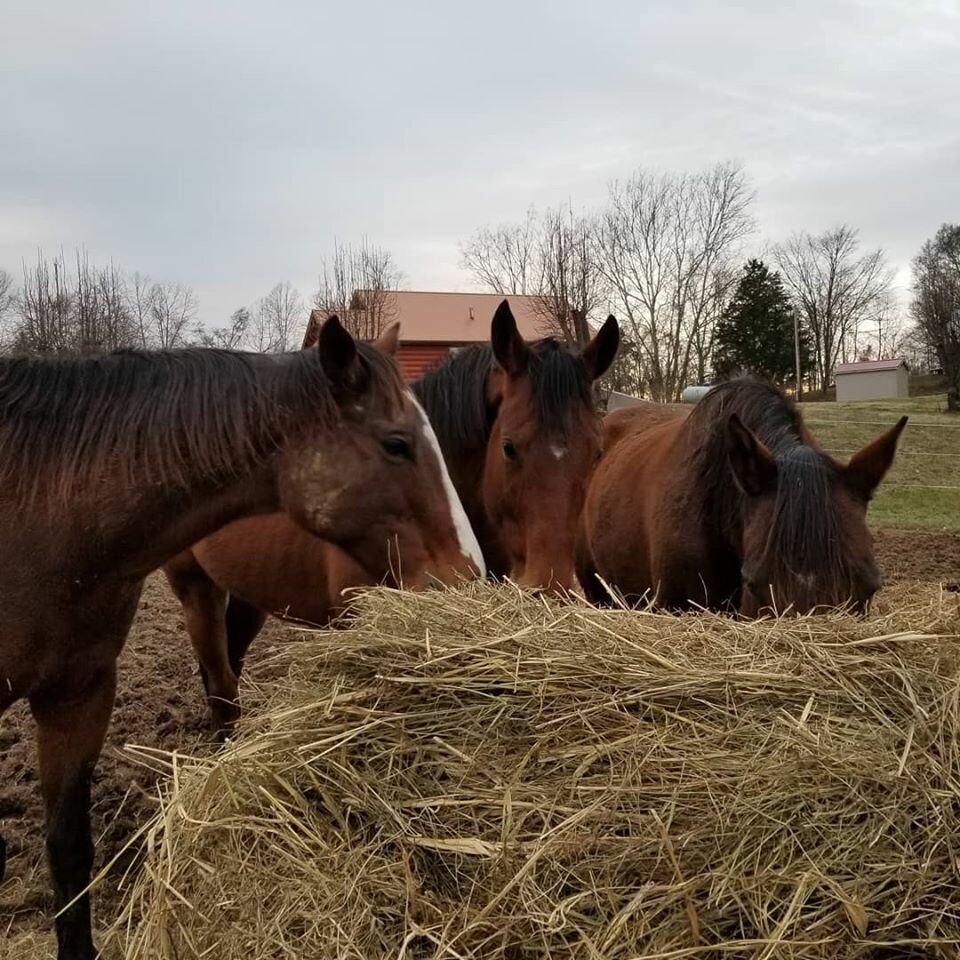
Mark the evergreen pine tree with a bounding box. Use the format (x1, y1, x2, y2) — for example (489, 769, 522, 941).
(714, 259, 812, 387)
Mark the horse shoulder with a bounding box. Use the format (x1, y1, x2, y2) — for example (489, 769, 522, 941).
(192, 515, 350, 624)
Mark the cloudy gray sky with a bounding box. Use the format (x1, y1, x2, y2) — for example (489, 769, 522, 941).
(1, 0, 957, 325)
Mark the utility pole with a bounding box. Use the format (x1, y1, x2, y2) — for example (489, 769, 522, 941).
(794, 308, 802, 401)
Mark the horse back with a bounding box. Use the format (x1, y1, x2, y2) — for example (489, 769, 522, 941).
(602, 401, 690, 453)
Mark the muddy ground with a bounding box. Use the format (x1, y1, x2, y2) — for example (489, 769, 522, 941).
(1, 527, 958, 950)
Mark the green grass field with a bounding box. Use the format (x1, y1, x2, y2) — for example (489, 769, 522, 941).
(798, 394, 960, 529)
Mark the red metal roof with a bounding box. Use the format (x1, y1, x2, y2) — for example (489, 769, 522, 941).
(834, 358, 908, 375)
(307, 291, 552, 346)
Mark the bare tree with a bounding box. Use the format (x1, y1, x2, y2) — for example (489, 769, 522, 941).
(71, 251, 137, 354)
(196, 307, 252, 350)
(596, 162, 754, 401)
(97, 261, 137, 351)
(534, 206, 603, 343)
(912, 223, 960, 410)
(147, 281, 198, 349)
(0, 268, 14, 320)
(127, 272, 155, 348)
(251, 281, 303, 353)
(774, 226, 892, 392)
(460, 207, 541, 296)
(314, 239, 402, 340)
(0, 268, 17, 349)
(16, 251, 74, 355)
(4, 252, 201, 355)
(847, 295, 904, 363)
(461, 205, 603, 344)
(897, 322, 941, 374)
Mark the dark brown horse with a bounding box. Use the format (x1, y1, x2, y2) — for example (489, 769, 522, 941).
(0, 318, 480, 960)
(577, 378, 907, 615)
(163, 299, 619, 729)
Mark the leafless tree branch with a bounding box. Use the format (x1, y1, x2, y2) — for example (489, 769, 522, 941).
(596, 162, 754, 400)
(313, 239, 403, 340)
(251, 282, 303, 352)
(911, 223, 960, 410)
(774, 225, 893, 391)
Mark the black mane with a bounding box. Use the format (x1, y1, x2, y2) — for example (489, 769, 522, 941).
(687, 378, 842, 580)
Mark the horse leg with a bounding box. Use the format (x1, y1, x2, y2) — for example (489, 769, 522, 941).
(164, 552, 239, 734)
(29, 663, 116, 960)
(0, 700, 7, 882)
(574, 529, 613, 607)
(576, 560, 613, 607)
(224, 596, 267, 681)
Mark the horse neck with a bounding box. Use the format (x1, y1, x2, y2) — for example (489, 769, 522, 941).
(66, 464, 281, 580)
(127, 468, 283, 577)
(1, 348, 339, 579)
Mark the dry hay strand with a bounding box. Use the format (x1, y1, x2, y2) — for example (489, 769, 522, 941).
(109, 584, 960, 959)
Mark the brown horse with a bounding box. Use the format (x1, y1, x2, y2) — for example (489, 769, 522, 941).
(0, 318, 480, 960)
(577, 378, 907, 615)
(163, 299, 619, 729)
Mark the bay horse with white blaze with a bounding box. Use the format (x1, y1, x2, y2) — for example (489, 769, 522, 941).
(164, 299, 619, 729)
(577, 379, 907, 615)
(0, 318, 479, 960)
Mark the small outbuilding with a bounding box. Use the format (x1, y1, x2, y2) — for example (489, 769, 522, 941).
(833, 358, 909, 402)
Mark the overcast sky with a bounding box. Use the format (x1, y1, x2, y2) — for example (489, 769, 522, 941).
(1, 0, 957, 326)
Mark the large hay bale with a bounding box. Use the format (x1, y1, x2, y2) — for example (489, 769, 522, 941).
(111, 585, 960, 958)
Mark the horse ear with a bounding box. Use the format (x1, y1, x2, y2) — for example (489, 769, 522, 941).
(727, 414, 777, 497)
(374, 322, 400, 357)
(581, 315, 619, 381)
(844, 416, 908, 500)
(491, 299, 528, 377)
(316, 315, 362, 390)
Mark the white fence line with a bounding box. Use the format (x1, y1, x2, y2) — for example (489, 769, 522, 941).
(806, 419, 960, 429)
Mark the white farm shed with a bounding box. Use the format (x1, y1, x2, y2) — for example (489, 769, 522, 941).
(834, 358, 909, 402)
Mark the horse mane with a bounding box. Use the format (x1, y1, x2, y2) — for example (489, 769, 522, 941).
(412, 339, 594, 458)
(687, 378, 843, 581)
(0, 343, 398, 507)
(413, 345, 496, 458)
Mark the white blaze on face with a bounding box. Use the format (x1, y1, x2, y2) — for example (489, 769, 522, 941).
(550, 443, 567, 461)
(408, 392, 486, 577)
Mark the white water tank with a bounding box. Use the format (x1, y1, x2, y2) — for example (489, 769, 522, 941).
(681, 384, 714, 404)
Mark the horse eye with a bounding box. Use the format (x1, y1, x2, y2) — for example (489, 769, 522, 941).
(382, 434, 414, 461)
(502, 439, 519, 463)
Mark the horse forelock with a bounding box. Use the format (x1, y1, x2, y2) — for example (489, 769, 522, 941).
(762, 445, 844, 583)
(527, 339, 595, 438)
(0, 347, 350, 507)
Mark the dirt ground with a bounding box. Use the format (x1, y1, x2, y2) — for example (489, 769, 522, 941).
(1, 527, 958, 951)
(0, 578, 299, 950)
